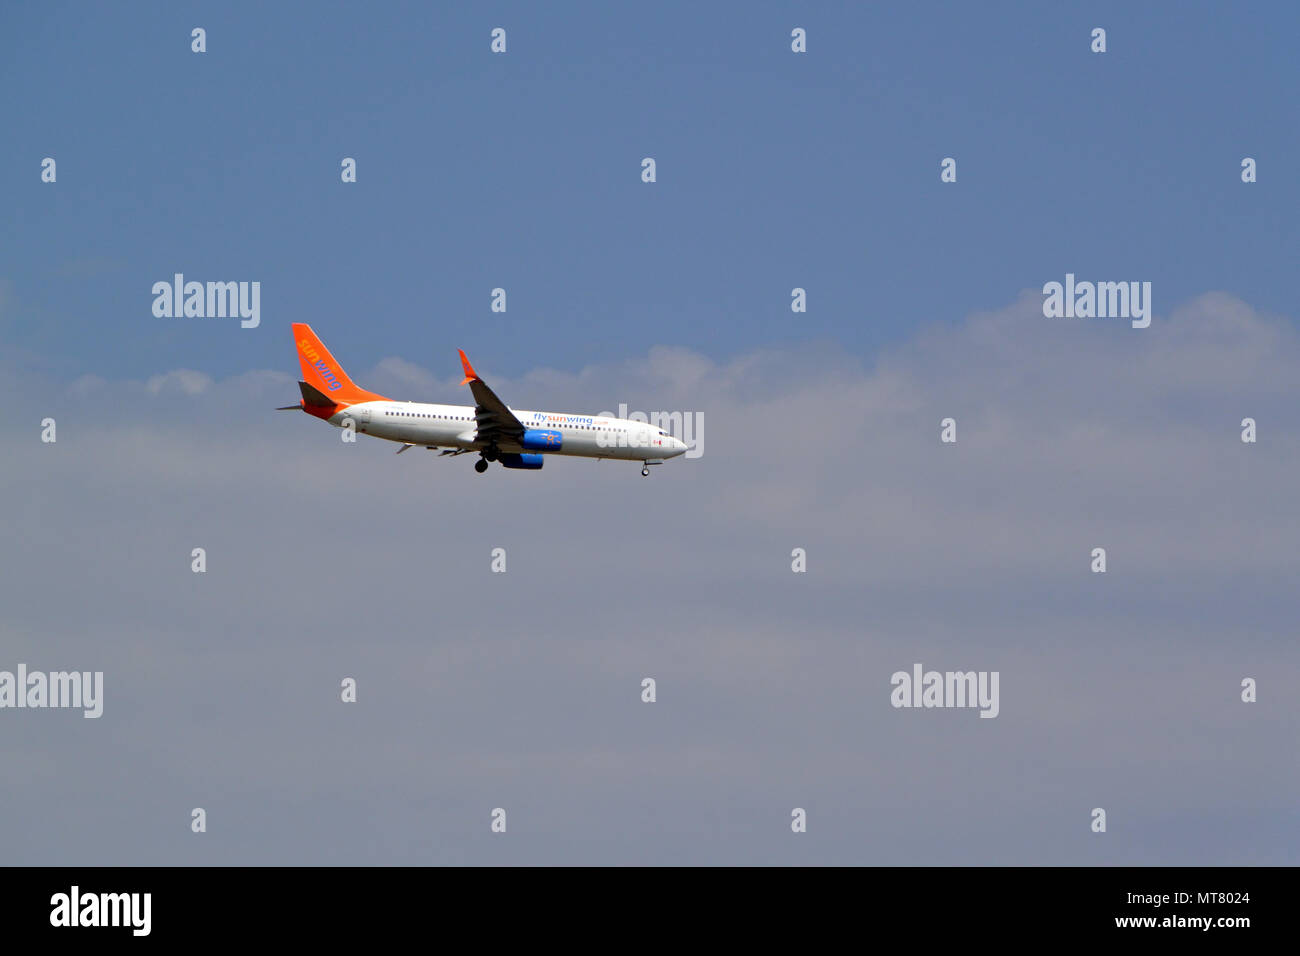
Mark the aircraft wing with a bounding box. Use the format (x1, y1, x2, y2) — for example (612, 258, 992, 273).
(459, 350, 525, 441)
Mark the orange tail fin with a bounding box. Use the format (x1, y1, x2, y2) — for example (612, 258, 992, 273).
(291, 323, 389, 404)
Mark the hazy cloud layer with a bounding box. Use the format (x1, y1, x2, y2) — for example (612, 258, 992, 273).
(1, 291, 1296, 864)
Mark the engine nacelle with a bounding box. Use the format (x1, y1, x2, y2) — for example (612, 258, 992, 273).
(499, 453, 544, 470)
(520, 429, 563, 451)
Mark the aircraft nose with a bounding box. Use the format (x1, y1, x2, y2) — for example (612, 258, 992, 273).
(672, 437, 689, 457)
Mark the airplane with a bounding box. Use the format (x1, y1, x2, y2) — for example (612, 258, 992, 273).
(278, 323, 688, 476)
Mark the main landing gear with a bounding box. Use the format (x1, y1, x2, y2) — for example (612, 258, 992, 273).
(475, 459, 489, 474)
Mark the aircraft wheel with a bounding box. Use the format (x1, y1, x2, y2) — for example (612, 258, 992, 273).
(641, 466, 650, 477)
(475, 459, 489, 474)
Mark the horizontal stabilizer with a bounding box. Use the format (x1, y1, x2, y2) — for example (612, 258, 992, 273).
(298, 380, 336, 407)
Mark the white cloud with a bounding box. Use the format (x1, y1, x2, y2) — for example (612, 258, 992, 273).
(1, 290, 1297, 865)
(144, 368, 213, 396)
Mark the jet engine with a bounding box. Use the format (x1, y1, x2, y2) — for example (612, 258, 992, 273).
(520, 429, 563, 451)
(499, 453, 544, 470)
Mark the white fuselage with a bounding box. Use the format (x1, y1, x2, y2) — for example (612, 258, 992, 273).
(331, 400, 687, 461)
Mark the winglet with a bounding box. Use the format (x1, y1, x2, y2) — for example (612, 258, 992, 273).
(458, 349, 479, 385)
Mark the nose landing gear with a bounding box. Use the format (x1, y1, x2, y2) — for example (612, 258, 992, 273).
(642, 466, 650, 477)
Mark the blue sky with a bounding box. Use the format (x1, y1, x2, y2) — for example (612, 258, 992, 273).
(2, 3, 1298, 866)
(4, 1, 1297, 384)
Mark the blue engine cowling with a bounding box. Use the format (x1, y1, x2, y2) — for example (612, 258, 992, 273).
(520, 429, 563, 451)
(499, 453, 544, 470)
